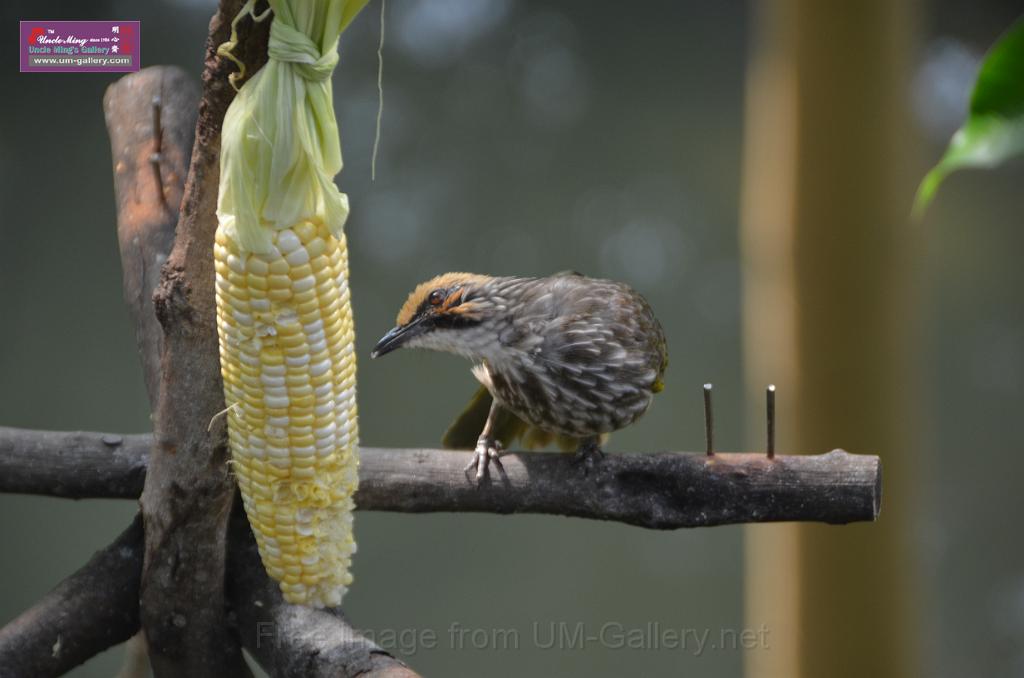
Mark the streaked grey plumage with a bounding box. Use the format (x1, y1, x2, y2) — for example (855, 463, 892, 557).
(372, 272, 668, 478)
(463, 275, 666, 437)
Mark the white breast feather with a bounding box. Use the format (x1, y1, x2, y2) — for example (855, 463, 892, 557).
(471, 363, 494, 391)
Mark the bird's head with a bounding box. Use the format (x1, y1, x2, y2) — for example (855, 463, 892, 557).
(371, 272, 498, 359)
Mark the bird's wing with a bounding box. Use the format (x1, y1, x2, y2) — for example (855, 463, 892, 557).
(516, 277, 662, 383)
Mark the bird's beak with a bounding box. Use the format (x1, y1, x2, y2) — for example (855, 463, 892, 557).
(370, 320, 425, 359)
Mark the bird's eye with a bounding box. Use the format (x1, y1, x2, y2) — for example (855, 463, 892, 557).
(428, 289, 445, 306)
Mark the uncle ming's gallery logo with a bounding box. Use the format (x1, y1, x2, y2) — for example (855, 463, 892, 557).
(20, 21, 140, 73)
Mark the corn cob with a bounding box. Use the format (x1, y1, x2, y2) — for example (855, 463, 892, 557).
(214, 0, 368, 608)
(215, 220, 357, 607)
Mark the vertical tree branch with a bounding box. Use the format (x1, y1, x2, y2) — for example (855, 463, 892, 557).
(105, 67, 198, 404)
(139, 3, 269, 676)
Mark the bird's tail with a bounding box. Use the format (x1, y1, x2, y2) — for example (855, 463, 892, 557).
(441, 386, 578, 452)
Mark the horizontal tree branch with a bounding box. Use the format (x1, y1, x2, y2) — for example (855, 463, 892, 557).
(358, 446, 881, 527)
(0, 427, 880, 527)
(0, 516, 144, 677)
(0, 427, 148, 499)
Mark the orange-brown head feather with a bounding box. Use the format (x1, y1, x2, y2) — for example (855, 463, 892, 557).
(395, 272, 491, 326)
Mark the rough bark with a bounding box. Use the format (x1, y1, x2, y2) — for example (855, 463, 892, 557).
(104, 66, 198, 405)
(0, 427, 148, 499)
(0, 517, 144, 678)
(356, 446, 880, 527)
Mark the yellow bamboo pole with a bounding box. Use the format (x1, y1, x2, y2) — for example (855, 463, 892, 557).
(741, 2, 920, 677)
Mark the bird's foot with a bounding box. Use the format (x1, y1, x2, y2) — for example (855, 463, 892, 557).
(465, 435, 504, 482)
(573, 439, 605, 474)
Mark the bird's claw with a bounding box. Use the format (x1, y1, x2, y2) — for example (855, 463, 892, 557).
(465, 436, 503, 482)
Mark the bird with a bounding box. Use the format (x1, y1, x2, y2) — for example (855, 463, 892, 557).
(371, 272, 669, 480)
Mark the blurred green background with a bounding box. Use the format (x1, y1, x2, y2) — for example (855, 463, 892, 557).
(1, 1, 1022, 676)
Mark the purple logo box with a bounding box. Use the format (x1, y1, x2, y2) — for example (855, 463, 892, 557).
(20, 20, 140, 73)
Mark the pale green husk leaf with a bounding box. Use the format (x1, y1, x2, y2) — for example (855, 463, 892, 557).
(217, 0, 370, 253)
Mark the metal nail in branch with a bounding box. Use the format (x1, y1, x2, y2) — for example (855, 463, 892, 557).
(703, 383, 714, 457)
(701, 382, 778, 459)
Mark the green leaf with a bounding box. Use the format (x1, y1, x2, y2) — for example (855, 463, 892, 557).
(914, 16, 1024, 218)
